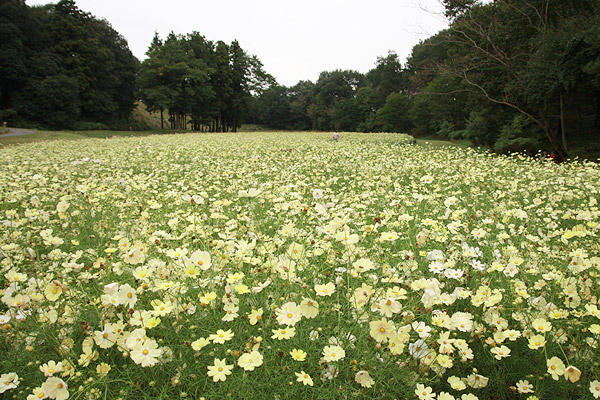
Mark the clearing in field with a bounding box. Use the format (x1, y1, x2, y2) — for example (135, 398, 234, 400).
(0, 132, 599, 400)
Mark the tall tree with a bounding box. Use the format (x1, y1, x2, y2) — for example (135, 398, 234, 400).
(210, 41, 233, 132)
(288, 80, 315, 130)
(138, 33, 272, 132)
(258, 85, 292, 129)
(0, 0, 27, 111)
(375, 92, 412, 133)
(366, 51, 407, 107)
(1, 0, 138, 128)
(311, 69, 364, 130)
(440, 0, 600, 154)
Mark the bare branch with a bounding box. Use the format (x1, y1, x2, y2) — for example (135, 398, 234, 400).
(459, 70, 542, 126)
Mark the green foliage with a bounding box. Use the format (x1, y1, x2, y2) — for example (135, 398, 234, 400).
(0, 108, 17, 124)
(252, 0, 600, 156)
(257, 85, 292, 129)
(73, 121, 110, 131)
(365, 51, 407, 107)
(310, 70, 364, 131)
(463, 108, 511, 147)
(439, 0, 600, 154)
(375, 92, 411, 133)
(493, 114, 543, 153)
(409, 75, 469, 137)
(435, 120, 455, 140)
(288, 81, 315, 130)
(138, 33, 273, 132)
(0, 0, 138, 129)
(15, 74, 81, 129)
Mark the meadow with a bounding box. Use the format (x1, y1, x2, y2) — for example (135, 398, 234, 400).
(0, 131, 599, 400)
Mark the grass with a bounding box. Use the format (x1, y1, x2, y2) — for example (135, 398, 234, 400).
(0, 130, 472, 148)
(415, 138, 473, 149)
(131, 101, 164, 131)
(0, 130, 169, 147)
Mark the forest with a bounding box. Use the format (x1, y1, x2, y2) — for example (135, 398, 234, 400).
(0, 0, 138, 130)
(1, 0, 599, 155)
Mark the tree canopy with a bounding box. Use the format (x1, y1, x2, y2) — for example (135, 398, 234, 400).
(252, 0, 600, 156)
(0, 0, 138, 129)
(138, 33, 274, 132)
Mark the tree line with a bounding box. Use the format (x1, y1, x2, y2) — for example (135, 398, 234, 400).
(0, 0, 272, 132)
(138, 32, 273, 132)
(1, 0, 599, 154)
(0, 0, 138, 129)
(252, 0, 600, 155)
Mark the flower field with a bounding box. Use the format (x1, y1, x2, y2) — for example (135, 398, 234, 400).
(1, 131, 599, 400)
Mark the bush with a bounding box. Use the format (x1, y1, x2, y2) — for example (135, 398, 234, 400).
(448, 129, 466, 141)
(0, 108, 18, 125)
(436, 120, 455, 139)
(464, 109, 503, 146)
(493, 114, 543, 153)
(73, 121, 110, 131)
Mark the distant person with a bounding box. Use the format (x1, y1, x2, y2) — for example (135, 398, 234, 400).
(333, 132, 339, 141)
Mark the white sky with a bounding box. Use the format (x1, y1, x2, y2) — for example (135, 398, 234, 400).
(25, 0, 449, 87)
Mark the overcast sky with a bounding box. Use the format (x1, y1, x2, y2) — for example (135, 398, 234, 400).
(25, 0, 449, 87)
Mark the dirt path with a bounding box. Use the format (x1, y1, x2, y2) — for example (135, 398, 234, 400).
(1, 128, 38, 137)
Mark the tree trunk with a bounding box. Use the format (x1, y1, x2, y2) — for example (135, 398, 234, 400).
(232, 108, 238, 132)
(596, 92, 600, 128)
(539, 105, 566, 157)
(542, 121, 564, 157)
(160, 107, 164, 130)
(560, 94, 567, 152)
